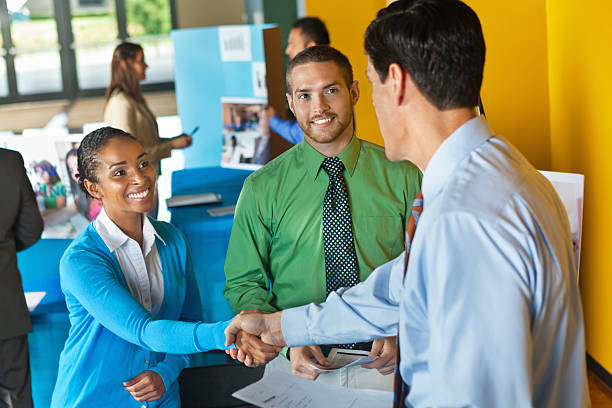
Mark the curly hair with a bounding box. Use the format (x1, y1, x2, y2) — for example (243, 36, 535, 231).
(77, 127, 136, 198)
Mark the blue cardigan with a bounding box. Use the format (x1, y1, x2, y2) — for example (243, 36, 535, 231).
(51, 219, 230, 407)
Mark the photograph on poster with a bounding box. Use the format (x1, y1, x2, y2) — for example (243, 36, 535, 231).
(3, 133, 101, 238)
(221, 97, 269, 169)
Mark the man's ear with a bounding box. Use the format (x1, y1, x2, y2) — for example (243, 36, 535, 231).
(286, 92, 295, 115)
(388, 63, 409, 106)
(350, 80, 360, 106)
(83, 179, 102, 200)
(304, 40, 317, 49)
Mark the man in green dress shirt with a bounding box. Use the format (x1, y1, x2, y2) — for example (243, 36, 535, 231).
(223, 46, 421, 389)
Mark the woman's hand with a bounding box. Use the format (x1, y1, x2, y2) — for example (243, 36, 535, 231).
(170, 134, 193, 149)
(230, 330, 282, 366)
(123, 370, 166, 402)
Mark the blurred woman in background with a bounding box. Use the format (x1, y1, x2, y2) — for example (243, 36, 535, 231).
(104, 42, 192, 217)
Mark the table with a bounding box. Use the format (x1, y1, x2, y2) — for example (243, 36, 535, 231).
(180, 352, 264, 408)
(17, 238, 71, 315)
(170, 166, 253, 322)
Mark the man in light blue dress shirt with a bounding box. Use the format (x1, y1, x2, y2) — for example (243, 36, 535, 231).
(225, 1, 589, 407)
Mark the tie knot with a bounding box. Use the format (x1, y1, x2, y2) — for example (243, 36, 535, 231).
(321, 157, 345, 178)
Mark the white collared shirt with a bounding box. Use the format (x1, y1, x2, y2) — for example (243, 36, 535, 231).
(94, 208, 165, 316)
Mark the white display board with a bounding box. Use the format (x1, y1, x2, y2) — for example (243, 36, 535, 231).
(540, 170, 584, 277)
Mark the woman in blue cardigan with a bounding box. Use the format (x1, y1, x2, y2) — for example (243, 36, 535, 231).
(51, 127, 279, 407)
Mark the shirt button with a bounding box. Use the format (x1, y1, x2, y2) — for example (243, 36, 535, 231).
(145, 360, 149, 364)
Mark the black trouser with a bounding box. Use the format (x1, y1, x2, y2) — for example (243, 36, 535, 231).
(0, 335, 32, 408)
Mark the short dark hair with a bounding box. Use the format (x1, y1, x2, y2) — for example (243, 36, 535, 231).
(77, 127, 137, 198)
(293, 17, 330, 46)
(286, 45, 353, 92)
(364, 0, 485, 110)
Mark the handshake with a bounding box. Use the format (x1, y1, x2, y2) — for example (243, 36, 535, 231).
(224, 309, 286, 367)
(223, 309, 397, 379)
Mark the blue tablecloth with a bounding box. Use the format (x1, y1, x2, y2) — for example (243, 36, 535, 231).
(170, 166, 252, 322)
(17, 239, 71, 406)
(18, 239, 71, 315)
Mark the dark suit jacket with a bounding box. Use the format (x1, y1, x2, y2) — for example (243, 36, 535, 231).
(0, 148, 43, 340)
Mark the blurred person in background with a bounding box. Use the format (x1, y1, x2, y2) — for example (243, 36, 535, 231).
(0, 148, 44, 408)
(266, 17, 331, 145)
(104, 42, 193, 218)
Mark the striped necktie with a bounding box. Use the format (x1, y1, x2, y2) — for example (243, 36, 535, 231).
(393, 190, 423, 408)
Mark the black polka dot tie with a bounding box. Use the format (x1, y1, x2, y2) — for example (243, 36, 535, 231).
(322, 157, 361, 350)
(321, 156, 360, 298)
(321, 157, 367, 351)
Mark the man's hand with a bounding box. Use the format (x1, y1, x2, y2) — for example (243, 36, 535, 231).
(227, 330, 282, 367)
(225, 309, 286, 348)
(361, 336, 397, 375)
(123, 370, 165, 402)
(265, 106, 276, 119)
(289, 345, 331, 380)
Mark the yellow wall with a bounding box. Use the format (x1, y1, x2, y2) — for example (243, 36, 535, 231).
(305, 0, 388, 146)
(306, 0, 552, 169)
(464, 0, 551, 170)
(548, 0, 612, 371)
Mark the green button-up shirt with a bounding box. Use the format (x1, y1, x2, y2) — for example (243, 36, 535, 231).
(223, 136, 421, 314)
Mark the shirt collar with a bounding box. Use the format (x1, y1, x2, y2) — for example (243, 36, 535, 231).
(96, 207, 166, 254)
(422, 116, 494, 205)
(142, 215, 166, 255)
(301, 135, 361, 181)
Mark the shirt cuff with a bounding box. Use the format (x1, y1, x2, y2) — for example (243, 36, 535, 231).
(281, 305, 313, 347)
(149, 354, 187, 391)
(194, 319, 233, 351)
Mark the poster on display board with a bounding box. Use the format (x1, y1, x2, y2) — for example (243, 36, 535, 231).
(172, 24, 289, 169)
(2, 132, 101, 239)
(220, 97, 270, 170)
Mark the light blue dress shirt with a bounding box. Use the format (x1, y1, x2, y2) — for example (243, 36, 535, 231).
(51, 219, 231, 408)
(269, 116, 304, 144)
(283, 116, 589, 407)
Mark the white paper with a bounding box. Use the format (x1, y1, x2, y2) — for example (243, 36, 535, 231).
(539, 170, 584, 276)
(219, 26, 252, 62)
(24, 291, 46, 312)
(310, 348, 376, 372)
(252, 61, 268, 98)
(232, 369, 393, 408)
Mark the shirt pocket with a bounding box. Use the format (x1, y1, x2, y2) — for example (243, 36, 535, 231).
(352, 215, 405, 272)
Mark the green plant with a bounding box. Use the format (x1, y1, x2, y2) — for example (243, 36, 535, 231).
(126, 0, 171, 36)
